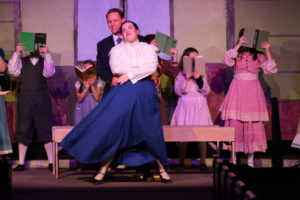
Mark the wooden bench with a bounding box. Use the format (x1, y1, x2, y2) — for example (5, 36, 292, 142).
(52, 125, 235, 179)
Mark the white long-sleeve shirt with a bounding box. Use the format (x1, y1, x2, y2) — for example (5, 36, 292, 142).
(7, 52, 56, 78)
(109, 41, 158, 84)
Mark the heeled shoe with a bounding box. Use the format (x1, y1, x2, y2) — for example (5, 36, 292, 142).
(91, 172, 106, 185)
(159, 170, 172, 183)
(13, 164, 25, 172)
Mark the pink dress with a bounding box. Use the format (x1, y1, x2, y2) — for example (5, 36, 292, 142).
(220, 49, 277, 153)
(171, 71, 213, 126)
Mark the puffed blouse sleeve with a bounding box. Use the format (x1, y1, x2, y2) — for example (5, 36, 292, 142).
(258, 54, 278, 74)
(174, 72, 188, 96)
(223, 49, 238, 67)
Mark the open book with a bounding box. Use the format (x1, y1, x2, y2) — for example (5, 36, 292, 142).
(183, 55, 206, 75)
(241, 27, 269, 51)
(155, 32, 177, 56)
(74, 64, 97, 83)
(20, 32, 47, 52)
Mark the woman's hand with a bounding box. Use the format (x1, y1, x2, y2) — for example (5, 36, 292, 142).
(169, 48, 178, 60)
(16, 43, 25, 54)
(39, 44, 49, 54)
(261, 41, 270, 52)
(193, 70, 201, 79)
(116, 74, 129, 85)
(83, 81, 91, 89)
(234, 36, 247, 51)
(185, 72, 193, 80)
(150, 39, 158, 48)
(0, 91, 11, 95)
(261, 41, 273, 61)
(238, 36, 247, 46)
(112, 76, 119, 86)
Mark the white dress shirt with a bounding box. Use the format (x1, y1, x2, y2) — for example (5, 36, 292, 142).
(7, 52, 56, 78)
(109, 41, 158, 84)
(112, 34, 123, 46)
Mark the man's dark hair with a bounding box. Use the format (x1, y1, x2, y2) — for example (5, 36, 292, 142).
(106, 8, 124, 19)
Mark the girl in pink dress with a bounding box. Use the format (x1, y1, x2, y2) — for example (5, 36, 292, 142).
(219, 31, 277, 167)
(171, 47, 213, 171)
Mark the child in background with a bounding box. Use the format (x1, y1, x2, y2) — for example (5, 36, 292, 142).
(74, 60, 103, 170)
(219, 29, 277, 167)
(171, 47, 213, 171)
(74, 60, 103, 125)
(144, 34, 180, 125)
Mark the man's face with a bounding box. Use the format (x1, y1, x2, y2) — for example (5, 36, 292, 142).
(121, 22, 139, 43)
(107, 12, 124, 35)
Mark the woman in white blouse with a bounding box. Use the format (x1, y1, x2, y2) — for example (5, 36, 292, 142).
(61, 21, 171, 184)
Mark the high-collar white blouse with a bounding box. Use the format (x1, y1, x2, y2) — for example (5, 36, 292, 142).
(109, 41, 158, 84)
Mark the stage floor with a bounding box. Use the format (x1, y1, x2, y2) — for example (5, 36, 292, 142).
(12, 168, 213, 200)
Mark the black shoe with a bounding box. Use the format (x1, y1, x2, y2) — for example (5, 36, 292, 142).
(91, 172, 106, 185)
(48, 164, 53, 172)
(142, 172, 155, 182)
(199, 163, 208, 172)
(159, 171, 172, 183)
(13, 164, 25, 172)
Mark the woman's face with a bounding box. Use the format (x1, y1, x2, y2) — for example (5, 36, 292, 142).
(189, 51, 198, 58)
(121, 22, 139, 43)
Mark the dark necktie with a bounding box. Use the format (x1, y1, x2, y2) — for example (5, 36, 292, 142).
(116, 37, 122, 45)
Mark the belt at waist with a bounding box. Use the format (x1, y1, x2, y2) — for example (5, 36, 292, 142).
(234, 73, 258, 80)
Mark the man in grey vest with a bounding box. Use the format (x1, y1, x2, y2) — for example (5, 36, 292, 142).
(8, 43, 55, 172)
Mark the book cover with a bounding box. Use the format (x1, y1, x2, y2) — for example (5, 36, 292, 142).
(20, 32, 35, 52)
(155, 32, 177, 57)
(19, 32, 47, 52)
(183, 55, 205, 75)
(241, 27, 269, 51)
(74, 64, 97, 83)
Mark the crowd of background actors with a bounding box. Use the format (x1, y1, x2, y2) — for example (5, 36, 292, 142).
(0, 7, 278, 184)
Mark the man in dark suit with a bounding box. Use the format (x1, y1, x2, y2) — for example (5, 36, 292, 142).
(96, 8, 146, 98)
(96, 8, 125, 98)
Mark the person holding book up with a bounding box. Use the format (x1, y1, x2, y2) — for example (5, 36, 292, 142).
(0, 48, 13, 157)
(61, 21, 172, 184)
(8, 43, 55, 172)
(74, 60, 103, 125)
(144, 34, 180, 125)
(219, 29, 277, 167)
(171, 47, 213, 172)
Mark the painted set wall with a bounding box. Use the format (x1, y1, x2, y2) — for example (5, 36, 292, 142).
(17, 0, 227, 64)
(77, 0, 171, 62)
(174, 0, 227, 63)
(235, 0, 300, 100)
(21, 0, 74, 66)
(77, 0, 120, 61)
(0, 1, 14, 58)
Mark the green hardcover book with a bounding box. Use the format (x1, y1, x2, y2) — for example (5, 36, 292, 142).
(155, 32, 177, 56)
(241, 27, 269, 51)
(19, 32, 47, 52)
(20, 32, 35, 52)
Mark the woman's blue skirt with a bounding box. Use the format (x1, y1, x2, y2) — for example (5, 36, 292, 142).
(60, 79, 168, 167)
